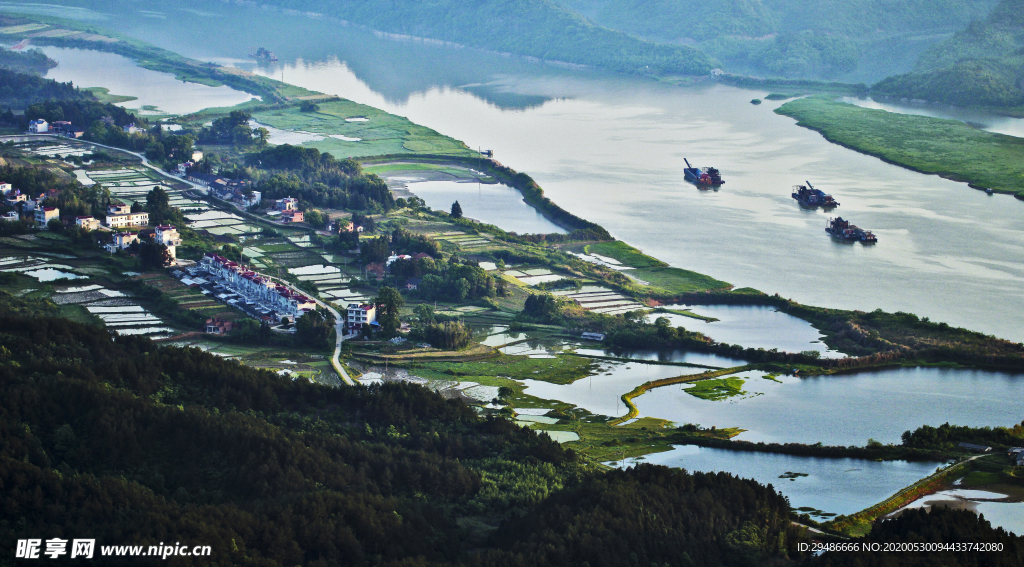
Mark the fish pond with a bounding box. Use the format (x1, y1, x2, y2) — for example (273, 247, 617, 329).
(621, 444, 943, 518)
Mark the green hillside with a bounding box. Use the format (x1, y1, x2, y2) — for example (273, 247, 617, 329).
(213, 0, 715, 76)
(872, 0, 1024, 107)
(554, 0, 999, 80)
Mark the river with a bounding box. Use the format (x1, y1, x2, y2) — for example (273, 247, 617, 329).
(15, 0, 1024, 341)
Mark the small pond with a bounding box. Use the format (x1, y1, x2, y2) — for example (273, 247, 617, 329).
(404, 179, 565, 234)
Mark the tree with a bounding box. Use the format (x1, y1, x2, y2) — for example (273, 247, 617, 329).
(414, 304, 435, 324)
(254, 126, 270, 147)
(296, 307, 335, 349)
(46, 218, 63, 233)
(305, 209, 326, 229)
(299, 100, 320, 112)
(423, 321, 470, 350)
(375, 286, 404, 337)
(450, 200, 463, 219)
(359, 236, 390, 265)
(139, 242, 172, 269)
(145, 186, 179, 225)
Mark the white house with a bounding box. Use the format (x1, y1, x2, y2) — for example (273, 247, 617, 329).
(34, 207, 59, 227)
(154, 224, 182, 260)
(276, 197, 298, 211)
(2, 211, 19, 222)
(106, 212, 149, 229)
(241, 190, 261, 207)
(105, 232, 139, 252)
(76, 216, 100, 230)
(346, 303, 376, 332)
(0, 182, 11, 194)
(122, 123, 143, 134)
(108, 203, 130, 216)
(5, 190, 26, 207)
(28, 119, 48, 133)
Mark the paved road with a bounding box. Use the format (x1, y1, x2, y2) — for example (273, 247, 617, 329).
(267, 276, 356, 386)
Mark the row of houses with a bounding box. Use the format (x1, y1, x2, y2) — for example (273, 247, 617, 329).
(187, 172, 261, 208)
(27, 119, 85, 138)
(199, 253, 316, 320)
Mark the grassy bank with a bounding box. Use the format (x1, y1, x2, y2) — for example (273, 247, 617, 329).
(776, 96, 1024, 199)
(828, 457, 976, 536)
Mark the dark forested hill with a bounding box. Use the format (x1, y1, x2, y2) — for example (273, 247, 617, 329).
(553, 0, 1000, 81)
(0, 67, 95, 109)
(872, 0, 1024, 106)
(192, 0, 714, 76)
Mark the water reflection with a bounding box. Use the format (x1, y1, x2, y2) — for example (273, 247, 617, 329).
(38, 46, 256, 114)
(841, 97, 1024, 138)
(404, 179, 565, 234)
(650, 304, 846, 358)
(634, 367, 1024, 446)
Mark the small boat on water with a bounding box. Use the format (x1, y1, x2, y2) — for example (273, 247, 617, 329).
(792, 181, 839, 208)
(249, 46, 278, 62)
(683, 158, 724, 187)
(826, 217, 877, 244)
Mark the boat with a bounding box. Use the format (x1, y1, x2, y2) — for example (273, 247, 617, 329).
(683, 158, 724, 187)
(792, 181, 839, 208)
(826, 217, 877, 244)
(249, 47, 279, 62)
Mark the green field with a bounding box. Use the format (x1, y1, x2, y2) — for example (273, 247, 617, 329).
(585, 241, 667, 268)
(81, 87, 137, 104)
(776, 96, 1024, 198)
(683, 377, 747, 401)
(251, 102, 476, 159)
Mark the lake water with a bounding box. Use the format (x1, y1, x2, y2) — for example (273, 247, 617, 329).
(896, 489, 1024, 536)
(14, 0, 1024, 341)
(520, 363, 1024, 446)
(652, 304, 846, 358)
(633, 367, 1024, 446)
(623, 445, 943, 517)
(403, 180, 565, 234)
(37, 46, 256, 114)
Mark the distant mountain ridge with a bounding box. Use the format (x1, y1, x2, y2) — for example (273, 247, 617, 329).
(872, 0, 1024, 106)
(201, 0, 715, 76)
(553, 0, 1000, 81)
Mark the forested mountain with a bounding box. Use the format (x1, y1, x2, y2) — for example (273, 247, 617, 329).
(193, 0, 714, 76)
(554, 0, 1000, 80)
(873, 0, 1024, 106)
(0, 67, 94, 108)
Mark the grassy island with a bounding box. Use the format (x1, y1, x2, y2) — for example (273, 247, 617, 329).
(775, 96, 1024, 199)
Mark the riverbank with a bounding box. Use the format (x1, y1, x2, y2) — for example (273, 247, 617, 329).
(775, 96, 1024, 199)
